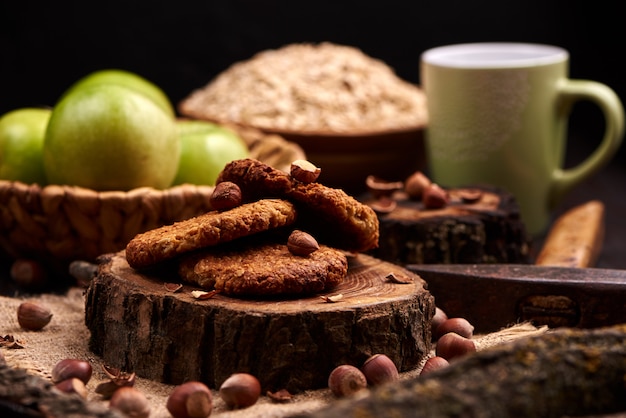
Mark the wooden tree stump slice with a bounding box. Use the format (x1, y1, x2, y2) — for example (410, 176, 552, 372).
(85, 251, 434, 393)
(367, 186, 532, 265)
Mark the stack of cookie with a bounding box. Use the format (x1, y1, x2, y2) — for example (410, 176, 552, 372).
(125, 158, 379, 298)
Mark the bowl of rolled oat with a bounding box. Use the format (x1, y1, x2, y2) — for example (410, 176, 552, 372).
(179, 42, 428, 194)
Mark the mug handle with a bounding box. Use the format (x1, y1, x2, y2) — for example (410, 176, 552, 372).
(550, 79, 625, 208)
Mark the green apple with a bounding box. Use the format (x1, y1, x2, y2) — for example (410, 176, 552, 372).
(60, 69, 175, 117)
(44, 84, 180, 191)
(176, 119, 221, 136)
(172, 120, 248, 186)
(0, 107, 51, 185)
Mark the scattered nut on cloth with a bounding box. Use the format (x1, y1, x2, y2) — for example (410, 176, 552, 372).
(0, 286, 547, 417)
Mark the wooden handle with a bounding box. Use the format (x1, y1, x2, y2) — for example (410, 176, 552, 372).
(535, 200, 605, 268)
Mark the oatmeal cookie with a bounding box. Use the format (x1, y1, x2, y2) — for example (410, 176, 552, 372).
(125, 199, 296, 269)
(178, 241, 347, 296)
(288, 182, 379, 252)
(215, 157, 293, 202)
(217, 158, 379, 252)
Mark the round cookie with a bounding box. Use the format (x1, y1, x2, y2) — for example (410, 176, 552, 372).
(125, 199, 297, 269)
(215, 157, 293, 202)
(288, 182, 379, 253)
(178, 242, 348, 297)
(217, 158, 379, 253)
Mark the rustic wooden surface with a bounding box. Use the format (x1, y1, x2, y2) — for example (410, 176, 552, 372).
(368, 186, 532, 265)
(0, 363, 122, 418)
(296, 324, 626, 418)
(85, 251, 435, 393)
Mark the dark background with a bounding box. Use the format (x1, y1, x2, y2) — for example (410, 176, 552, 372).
(1, 1, 625, 267)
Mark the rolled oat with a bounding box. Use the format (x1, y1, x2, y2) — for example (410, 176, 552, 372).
(179, 43, 428, 133)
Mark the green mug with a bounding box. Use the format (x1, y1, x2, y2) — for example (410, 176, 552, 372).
(421, 43, 624, 236)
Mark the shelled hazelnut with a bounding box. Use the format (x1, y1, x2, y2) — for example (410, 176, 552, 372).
(287, 230, 319, 256)
(290, 159, 321, 183)
(209, 181, 242, 211)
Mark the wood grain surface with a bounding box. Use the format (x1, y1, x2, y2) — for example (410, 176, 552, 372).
(85, 252, 435, 393)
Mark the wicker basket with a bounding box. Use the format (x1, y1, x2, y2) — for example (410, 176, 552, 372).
(0, 125, 305, 266)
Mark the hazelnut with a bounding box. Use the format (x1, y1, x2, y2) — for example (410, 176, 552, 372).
(219, 373, 261, 409)
(436, 332, 476, 361)
(210, 181, 242, 211)
(287, 230, 319, 256)
(419, 356, 450, 376)
(431, 307, 449, 341)
(51, 359, 93, 385)
(17, 301, 52, 331)
(290, 159, 321, 183)
(109, 387, 151, 418)
(10, 258, 48, 289)
(167, 381, 213, 418)
(361, 354, 399, 386)
(435, 317, 475, 340)
(55, 378, 88, 399)
(423, 183, 449, 209)
(404, 171, 431, 200)
(68, 260, 99, 285)
(328, 365, 367, 397)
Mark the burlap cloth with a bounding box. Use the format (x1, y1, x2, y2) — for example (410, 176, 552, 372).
(0, 286, 548, 417)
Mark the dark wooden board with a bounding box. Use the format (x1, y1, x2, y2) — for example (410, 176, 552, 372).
(85, 252, 434, 393)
